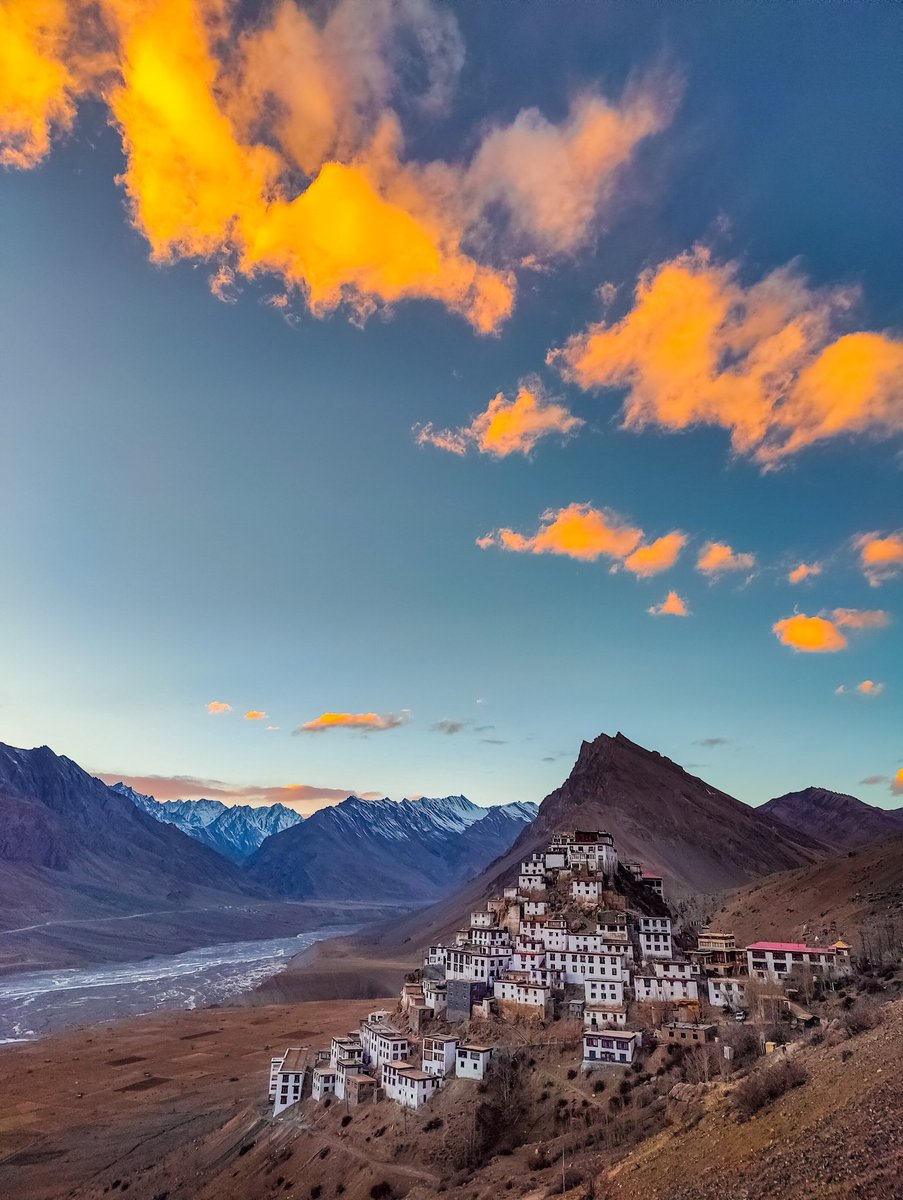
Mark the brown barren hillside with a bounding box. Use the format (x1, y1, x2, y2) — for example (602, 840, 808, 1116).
(711, 832, 903, 948)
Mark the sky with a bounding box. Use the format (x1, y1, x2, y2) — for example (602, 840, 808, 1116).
(1, 0, 902, 814)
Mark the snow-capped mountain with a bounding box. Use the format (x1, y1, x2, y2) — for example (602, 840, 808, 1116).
(111, 783, 303, 862)
(244, 794, 538, 902)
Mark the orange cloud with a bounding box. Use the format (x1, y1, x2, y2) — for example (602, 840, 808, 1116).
(773, 606, 890, 653)
(856, 680, 885, 697)
(0, 1, 676, 332)
(0, 0, 77, 168)
(244, 710, 268, 720)
(477, 502, 683, 576)
(648, 590, 690, 617)
(773, 614, 848, 653)
(624, 532, 687, 577)
(415, 382, 583, 458)
(788, 562, 822, 585)
(892, 768, 903, 796)
(295, 710, 410, 734)
(855, 531, 903, 587)
(697, 541, 756, 577)
(549, 245, 903, 465)
(206, 700, 232, 714)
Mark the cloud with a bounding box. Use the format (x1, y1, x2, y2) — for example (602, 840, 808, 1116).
(855, 531, 903, 587)
(856, 680, 885, 697)
(788, 562, 822, 585)
(244, 710, 268, 720)
(773, 614, 848, 653)
(648, 590, 690, 617)
(0, 1, 676, 333)
(860, 775, 888, 786)
(624, 532, 687, 578)
(695, 737, 729, 747)
(431, 718, 469, 735)
(697, 541, 756, 577)
(206, 700, 232, 714)
(481, 738, 507, 745)
(461, 74, 679, 258)
(477, 501, 683, 575)
(414, 381, 582, 458)
(294, 710, 410, 734)
(474, 724, 495, 733)
(549, 244, 903, 465)
(773, 607, 890, 653)
(266, 725, 281, 731)
(831, 608, 891, 630)
(96, 772, 373, 815)
(893, 769, 903, 796)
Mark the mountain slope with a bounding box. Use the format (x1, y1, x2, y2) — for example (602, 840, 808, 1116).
(710, 832, 903, 947)
(758, 785, 903, 851)
(244, 794, 537, 902)
(0, 743, 263, 930)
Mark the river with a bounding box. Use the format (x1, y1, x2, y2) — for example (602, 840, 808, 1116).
(0, 924, 356, 1041)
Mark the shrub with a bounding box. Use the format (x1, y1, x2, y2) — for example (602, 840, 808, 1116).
(732, 1059, 808, 1120)
(340, 1115, 352, 1127)
(566, 1068, 578, 1080)
(370, 1185, 393, 1200)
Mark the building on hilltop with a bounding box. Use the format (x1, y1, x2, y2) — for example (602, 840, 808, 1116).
(746, 941, 852, 981)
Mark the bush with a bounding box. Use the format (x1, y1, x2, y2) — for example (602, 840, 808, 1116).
(842, 1000, 882, 1035)
(566, 1069, 578, 1080)
(340, 1115, 352, 1128)
(732, 1058, 808, 1120)
(370, 1186, 393, 1200)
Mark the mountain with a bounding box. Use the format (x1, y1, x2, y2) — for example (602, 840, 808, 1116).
(0, 743, 263, 931)
(243, 794, 538, 902)
(111, 784, 303, 862)
(711, 831, 903, 947)
(758, 786, 903, 851)
(333, 731, 829, 968)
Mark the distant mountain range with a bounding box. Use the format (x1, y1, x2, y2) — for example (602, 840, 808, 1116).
(111, 785, 303, 862)
(243, 794, 539, 902)
(758, 786, 903, 851)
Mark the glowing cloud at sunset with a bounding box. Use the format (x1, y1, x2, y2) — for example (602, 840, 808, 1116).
(697, 541, 756, 577)
(648, 591, 690, 617)
(244, 710, 268, 720)
(206, 700, 232, 714)
(295, 711, 410, 734)
(788, 562, 823, 584)
(415, 383, 583, 458)
(549, 245, 903, 464)
(773, 607, 890, 652)
(477, 502, 684, 576)
(0, 0, 674, 331)
(855, 531, 903, 586)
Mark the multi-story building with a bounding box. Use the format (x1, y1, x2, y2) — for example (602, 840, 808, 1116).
(638, 916, 673, 959)
(707, 977, 747, 1008)
(359, 1014, 409, 1071)
(381, 1062, 441, 1109)
(421, 1035, 458, 1077)
(270, 1047, 308, 1115)
(746, 941, 851, 981)
(582, 1030, 639, 1066)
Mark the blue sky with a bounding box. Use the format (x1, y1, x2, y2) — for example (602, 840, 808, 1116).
(1, 1, 901, 811)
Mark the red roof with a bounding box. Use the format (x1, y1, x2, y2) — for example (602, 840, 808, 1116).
(746, 941, 835, 954)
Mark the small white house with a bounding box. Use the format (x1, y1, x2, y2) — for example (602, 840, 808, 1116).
(584, 1004, 628, 1029)
(584, 977, 625, 1005)
(634, 974, 699, 1004)
(708, 977, 748, 1008)
(638, 917, 673, 960)
(271, 1047, 307, 1115)
(522, 900, 547, 916)
(470, 910, 497, 928)
(359, 1016, 409, 1071)
(456, 1044, 494, 1080)
(582, 1030, 640, 1066)
(311, 1065, 336, 1102)
(571, 878, 604, 903)
(421, 1035, 458, 1077)
(381, 1062, 441, 1109)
